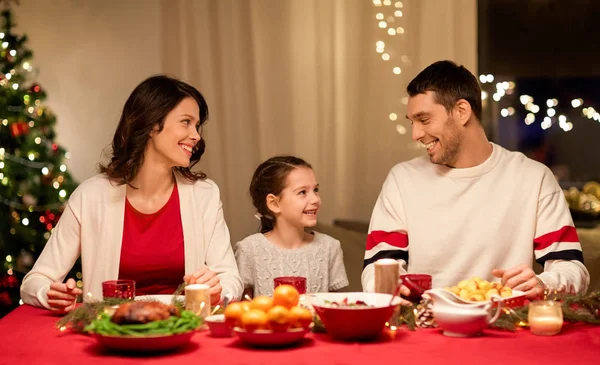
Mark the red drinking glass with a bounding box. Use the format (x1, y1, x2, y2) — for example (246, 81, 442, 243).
(400, 274, 432, 301)
(102, 280, 136, 299)
(274, 276, 307, 294)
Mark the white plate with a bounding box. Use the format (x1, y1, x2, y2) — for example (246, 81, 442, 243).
(135, 294, 184, 305)
(440, 289, 527, 307)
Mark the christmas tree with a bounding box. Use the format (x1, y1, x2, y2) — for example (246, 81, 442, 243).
(0, 8, 79, 316)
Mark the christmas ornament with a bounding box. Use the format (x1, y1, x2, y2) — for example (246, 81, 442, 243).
(9, 120, 29, 137)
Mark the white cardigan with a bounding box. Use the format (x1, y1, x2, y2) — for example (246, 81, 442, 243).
(20, 173, 243, 308)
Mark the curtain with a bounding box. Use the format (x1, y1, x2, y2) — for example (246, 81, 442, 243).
(160, 0, 477, 242)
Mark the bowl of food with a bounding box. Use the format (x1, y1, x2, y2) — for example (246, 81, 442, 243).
(307, 292, 402, 341)
(85, 301, 201, 352)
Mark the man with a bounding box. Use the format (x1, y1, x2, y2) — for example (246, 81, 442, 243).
(362, 60, 589, 299)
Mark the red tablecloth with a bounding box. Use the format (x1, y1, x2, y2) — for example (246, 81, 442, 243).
(1, 305, 599, 364)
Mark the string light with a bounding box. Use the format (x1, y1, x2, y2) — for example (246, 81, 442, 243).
(373, 1, 408, 135)
(525, 113, 535, 125)
(396, 124, 407, 135)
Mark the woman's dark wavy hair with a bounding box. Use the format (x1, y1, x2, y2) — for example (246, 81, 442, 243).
(99, 75, 209, 185)
(249, 156, 312, 233)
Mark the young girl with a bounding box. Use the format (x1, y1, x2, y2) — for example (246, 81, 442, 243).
(20, 75, 242, 312)
(234, 156, 349, 297)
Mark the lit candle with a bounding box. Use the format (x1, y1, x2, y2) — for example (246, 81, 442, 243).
(528, 300, 563, 336)
(185, 284, 211, 319)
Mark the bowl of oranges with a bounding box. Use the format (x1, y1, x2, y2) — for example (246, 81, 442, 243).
(224, 285, 313, 347)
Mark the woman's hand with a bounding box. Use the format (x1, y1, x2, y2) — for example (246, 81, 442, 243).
(47, 278, 82, 313)
(184, 267, 222, 305)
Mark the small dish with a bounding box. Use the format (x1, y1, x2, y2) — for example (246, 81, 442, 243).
(205, 314, 233, 337)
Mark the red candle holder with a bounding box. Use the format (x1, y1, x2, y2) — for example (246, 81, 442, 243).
(274, 276, 307, 294)
(102, 280, 136, 299)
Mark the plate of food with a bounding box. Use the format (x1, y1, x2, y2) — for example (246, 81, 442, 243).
(443, 277, 527, 307)
(86, 301, 201, 352)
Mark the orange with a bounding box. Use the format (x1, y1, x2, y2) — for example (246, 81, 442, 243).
(272, 285, 300, 309)
(224, 302, 248, 327)
(241, 309, 269, 332)
(288, 306, 313, 329)
(240, 301, 251, 313)
(250, 295, 274, 313)
(267, 305, 290, 332)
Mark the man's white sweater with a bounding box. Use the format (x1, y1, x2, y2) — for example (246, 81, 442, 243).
(362, 143, 590, 293)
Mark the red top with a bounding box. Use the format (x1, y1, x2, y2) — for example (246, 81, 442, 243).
(118, 183, 185, 295)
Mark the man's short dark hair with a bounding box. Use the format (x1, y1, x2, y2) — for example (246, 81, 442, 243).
(406, 60, 482, 122)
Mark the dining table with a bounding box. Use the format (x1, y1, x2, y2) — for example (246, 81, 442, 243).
(1, 304, 599, 365)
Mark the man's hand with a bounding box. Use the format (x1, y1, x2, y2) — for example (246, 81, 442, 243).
(397, 279, 413, 306)
(492, 263, 543, 299)
(47, 278, 82, 313)
(184, 267, 222, 305)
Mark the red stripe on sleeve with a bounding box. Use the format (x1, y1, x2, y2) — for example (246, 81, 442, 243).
(534, 225, 579, 251)
(366, 230, 408, 251)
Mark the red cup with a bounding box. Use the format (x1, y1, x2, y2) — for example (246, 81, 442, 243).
(400, 274, 432, 301)
(102, 280, 136, 299)
(274, 276, 307, 295)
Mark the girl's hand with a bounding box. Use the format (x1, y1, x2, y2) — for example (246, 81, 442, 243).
(184, 267, 222, 305)
(47, 278, 82, 313)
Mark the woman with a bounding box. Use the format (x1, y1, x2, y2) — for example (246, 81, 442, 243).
(20, 75, 243, 313)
